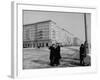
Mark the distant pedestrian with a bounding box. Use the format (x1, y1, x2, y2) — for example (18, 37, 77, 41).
(80, 44, 85, 66)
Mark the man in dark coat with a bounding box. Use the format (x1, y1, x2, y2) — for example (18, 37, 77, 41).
(49, 44, 56, 66)
(80, 44, 85, 66)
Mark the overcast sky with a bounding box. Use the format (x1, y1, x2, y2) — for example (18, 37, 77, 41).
(23, 10, 91, 42)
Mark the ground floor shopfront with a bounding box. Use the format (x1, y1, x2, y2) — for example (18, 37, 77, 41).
(23, 40, 52, 48)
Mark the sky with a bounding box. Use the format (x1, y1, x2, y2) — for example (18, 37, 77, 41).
(23, 10, 91, 42)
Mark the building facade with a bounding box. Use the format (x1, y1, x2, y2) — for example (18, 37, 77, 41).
(23, 20, 81, 48)
(23, 20, 51, 48)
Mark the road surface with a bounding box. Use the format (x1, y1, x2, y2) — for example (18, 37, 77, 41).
(23, 46, 90, 69)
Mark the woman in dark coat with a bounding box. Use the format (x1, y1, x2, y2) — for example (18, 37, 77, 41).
(54, 43, 61, 66)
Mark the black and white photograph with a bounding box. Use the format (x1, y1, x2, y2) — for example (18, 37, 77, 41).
(23, 10, 91, 69)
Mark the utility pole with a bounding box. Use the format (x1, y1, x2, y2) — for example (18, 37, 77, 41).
(84, 13, 88, 42)
(84, 13, 89, 55)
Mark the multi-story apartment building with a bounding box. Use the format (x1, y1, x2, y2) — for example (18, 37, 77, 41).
(23, 20, 80, 48)
(23, 20, 51, 48)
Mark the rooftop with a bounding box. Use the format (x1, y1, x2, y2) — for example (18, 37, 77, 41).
(23, 20, 56, 26)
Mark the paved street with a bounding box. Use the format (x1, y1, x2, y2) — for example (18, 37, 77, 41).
(23, 46, 90, 69)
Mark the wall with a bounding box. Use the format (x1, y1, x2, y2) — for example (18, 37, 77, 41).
(0, 0, 100, 80)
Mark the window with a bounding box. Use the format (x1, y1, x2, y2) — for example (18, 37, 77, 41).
(46, 43, 48, 47)
(33, 43, 35, 47)
(39, 43, 41, 47)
